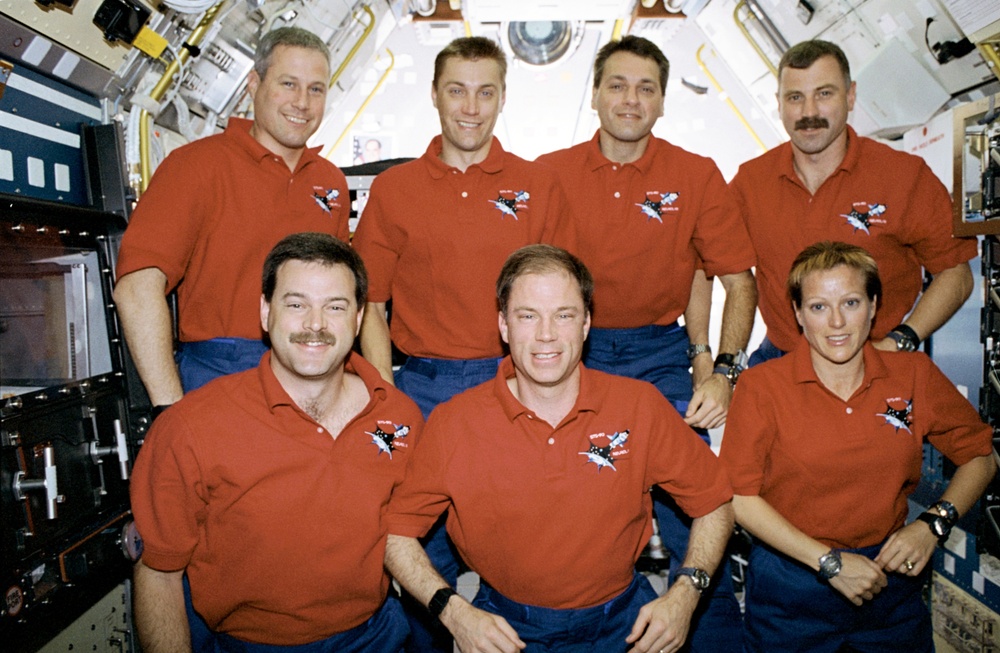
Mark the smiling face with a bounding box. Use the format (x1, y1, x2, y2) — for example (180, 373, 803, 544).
(247, 45, 330, 166)
(794, 264, 875, 374)
(262, 260, 362, 391)
(499, 270, 590, 396)
(592, 51, 664, 146)
(778, 54, 855, 157)
(431, 56, 505, 167)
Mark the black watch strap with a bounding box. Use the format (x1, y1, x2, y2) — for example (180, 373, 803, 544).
(887, 324, 920, 352)
(428, 587, 458, 619)
(916, 511, 952, 543)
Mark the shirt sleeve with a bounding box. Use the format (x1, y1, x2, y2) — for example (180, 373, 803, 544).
(644, 386, 733, 517)
(129, 407, 207, 571)
(920, 356, 992, 465)
(900, 161, 978, 274)
(384, 407, 454, 537)
(690, 162, 756, 277)
(351, 173, 400, 303)
(116, 148, 208, 290)
(718, 368, 773, 496)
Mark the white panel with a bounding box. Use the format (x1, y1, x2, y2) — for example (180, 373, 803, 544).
(27, 157, 45, 188)
(7, 74, 102, 121)
(0, 112, 82, 148)
(0, 149, 13, 181)
(22, 36, 52, 66)
(54, 163, 71, 192)
(52, 51, 81, 80)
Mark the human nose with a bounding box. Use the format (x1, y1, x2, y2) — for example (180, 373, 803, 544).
(802, 94, 818, 116)
(829, 306, 846, 328)
(536, 316, 556, 341)
(462, 93, 480, 115)
(303, 307, 326, 331)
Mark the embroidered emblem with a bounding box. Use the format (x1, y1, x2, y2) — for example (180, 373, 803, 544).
(367, 423, 410, 458)
(636, 192, 679, 223)
(488, 190, 530, 220)
(312, 187, 341, 213)
(580, 429, 630, 472)
(876, 399, 912, 433)
(841, 202, 886, 235)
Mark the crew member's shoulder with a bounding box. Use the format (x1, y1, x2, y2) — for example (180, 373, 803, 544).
(535, 141, 589, 167)
(733, 142, 788, 180)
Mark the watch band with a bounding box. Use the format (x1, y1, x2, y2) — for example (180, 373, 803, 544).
(428, 587, 458, 619)
(817, 549, 842, 579)
(675, 567, 711, 593)
(887, 324, 920, 352)
(687, 343, 712, 360)
(916, 511, 952, 543)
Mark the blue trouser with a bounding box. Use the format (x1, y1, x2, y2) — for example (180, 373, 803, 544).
(472, 572, 659, 652)
(584, 324, 742, 653)
(176, 338, 270, 652)
(743, 543, 933, 653)
(394, 355, 502, 653)
(210, 596, 408, 653)
(747, 336, 786, 368)
(176, 338, 270, 392)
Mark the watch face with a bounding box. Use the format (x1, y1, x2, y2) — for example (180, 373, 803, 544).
(693, 569, 711, 589)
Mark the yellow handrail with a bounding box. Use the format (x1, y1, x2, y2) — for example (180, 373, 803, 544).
(732, 0, 777, 77)
(329, 5, 376, 89)
(139, 2, 228, 193)
(695, 44, 768, 152)
(323, 48, 396, 159)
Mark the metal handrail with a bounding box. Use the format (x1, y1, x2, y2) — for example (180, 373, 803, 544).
(733, 0, 778, 76)
(329, 4, 376, 89)
(323, 48, 396, 159)
(695, 44, 768, 152)
(139, 2, 227, 193)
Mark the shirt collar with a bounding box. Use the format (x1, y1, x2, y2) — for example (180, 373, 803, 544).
(779, 124, 860, 184)
(422, 135, 505, 179)
(582, 130, 661, 174)
(790, 336, 891, 391)
(492, 356, 600, 423)
(225, 117, 323, 172)
(259, 350, 388, 414)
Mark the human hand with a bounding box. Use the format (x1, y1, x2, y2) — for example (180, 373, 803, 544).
(624, 582, 699, 653)
(441, 599, 526, 653)
(827, 552, 888, 605)
(874, 521, 938, 577)
(684, 374, 731, 429)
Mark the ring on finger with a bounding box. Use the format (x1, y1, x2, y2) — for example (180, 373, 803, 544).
(904, 559, 915, 571)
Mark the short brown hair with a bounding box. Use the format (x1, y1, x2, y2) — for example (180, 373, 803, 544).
(497, 245, 593, 315)
(593, 35, 669, 94)
(262, 233, 367, 307)
(778, 40, 851, 88)
(254, 27, 330, 80)
(787, 241, 880, 309)
(433, 37, 507, 90)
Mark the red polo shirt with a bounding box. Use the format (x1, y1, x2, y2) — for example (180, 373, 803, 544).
(387, 357, 732, 608)
(731, 126, 977, 352)
(352, 136, 572, 359)
(117, 118, 350, 342)
(131, 352, 423, 645)
(720, 340, 990, 549)
(537, 132, 754, 328)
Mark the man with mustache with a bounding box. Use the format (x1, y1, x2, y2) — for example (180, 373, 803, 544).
(730, 39, 976, 365)
(130, 233, 422, 653)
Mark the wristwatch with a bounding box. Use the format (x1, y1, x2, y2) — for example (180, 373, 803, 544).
(917, 500, 958, 544)
(886, 324, 920, 352)
(428, 587, 458, 619)
(675, 567, 711, 593)
(817, 550, 842, 580)
(712, 351, 748, 386)
(686, 343, 712, 360)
